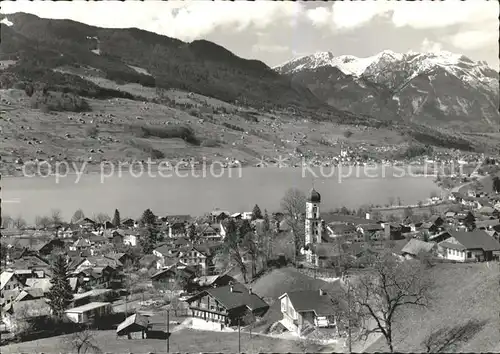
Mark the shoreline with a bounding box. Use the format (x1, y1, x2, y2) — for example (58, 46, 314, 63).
(1, 162, 460, 180)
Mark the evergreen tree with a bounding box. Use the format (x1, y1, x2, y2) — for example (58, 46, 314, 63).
(238, 219, 253, 240)
(251, 204, 263, 220)
(139, 227, 159, 254)
(141, 209, 157, 226)
(46, 255, 73, 318)
(113, 209, 121, 227)
(263, 210, 270, 233)
(493, 176, 500, 194)
(188, 223, 197, 243)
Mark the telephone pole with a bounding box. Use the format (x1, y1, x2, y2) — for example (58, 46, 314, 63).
(166, 308, 170, 353)
(347, 278, 352, 353)
(238, 318, 241, 353)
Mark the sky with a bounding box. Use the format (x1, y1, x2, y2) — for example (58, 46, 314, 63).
(1, 0, 499, 69)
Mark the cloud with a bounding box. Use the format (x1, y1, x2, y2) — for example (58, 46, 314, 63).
(420, 38, 443, 53)
(252, 44, 289, 54)
(446, 30, 498, 51)
(306, 7, 331, 27)
(0, 0, 304, 41)
(305, 1, 498, 30)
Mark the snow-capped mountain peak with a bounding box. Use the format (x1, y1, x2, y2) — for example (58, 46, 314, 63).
(275, 50, 494, 81)
(0, 17, 14, 27)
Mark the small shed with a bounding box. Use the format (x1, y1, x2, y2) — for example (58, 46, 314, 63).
(116, 313, 149, 339)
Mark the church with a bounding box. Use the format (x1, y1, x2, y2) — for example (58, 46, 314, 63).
(301, 188, 367, 268)
(301, 188, 334, 266)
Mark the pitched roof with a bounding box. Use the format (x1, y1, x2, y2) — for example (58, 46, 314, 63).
(25, 278, 52, 292)
(3, 299, 51, 317)
(116, 313, 149, 335)
(447, 230, 500, 251)
(1, 271, 18, 290)
(401, 239, 436, 256)
(189, 283, 268, 312)
(280, 290, 338, 316)
(357, 223, 384, 231)
(14, 288, 45, 302)
(65, 302, 110, 313)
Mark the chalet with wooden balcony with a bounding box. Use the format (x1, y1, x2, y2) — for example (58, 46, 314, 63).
(186, 282, 268, 328)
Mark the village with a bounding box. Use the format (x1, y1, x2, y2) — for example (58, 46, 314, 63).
(1, 168, 499, 353)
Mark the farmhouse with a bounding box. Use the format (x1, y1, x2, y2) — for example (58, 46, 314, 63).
(438, 230, 500, 262)
(187, 282, 268, 329)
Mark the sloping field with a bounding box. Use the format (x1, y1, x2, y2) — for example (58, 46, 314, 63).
(0, 328, 327, 353)
(251, 267, 341, 300)
(366, 262, 500, 353)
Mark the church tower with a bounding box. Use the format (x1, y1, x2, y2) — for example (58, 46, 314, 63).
(305, 188, 322, 246)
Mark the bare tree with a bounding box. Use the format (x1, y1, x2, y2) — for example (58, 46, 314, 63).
(94, 213, 111, 224)
(12, 215, 27, 229)
(72, 209, 86, 223)
(63, 328, 102, 354)
(35, 215, 52, 230)
(51, 209, 63, 226)
(280, 188, 306, 256)
(349, 251, 433, 353)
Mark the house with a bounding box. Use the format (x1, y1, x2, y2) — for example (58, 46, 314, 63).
(193, 274, 236, 291)
(475, 219, 500, 231)
(2, 298, 52, 333)
(400, 239, 437, 259)
(168, 222, 187, 238)
(65, 302, 112, 324)
(326, 223, 359, 242)
(76, 217, 96, 230)
(279, 289, 343, 335)
(438, 230, 500, 262)
(72, 238, 92, 252)
(123, 231, 139, 247)
(30, 238, 65, 256)
(303, 243, 342, 269)
(356, 223, 385, 241)
(445, 211, 457, 220)
(121, 218, 136, 228)
(210, 210, 230, 224)
(150, 263, 197, 292)
(0, 271, 23, 300)
(187, 282, 268, 329)
(196, 223, 222, 240)
(177, 246, 212, 275)
(109, 230, 124, 246)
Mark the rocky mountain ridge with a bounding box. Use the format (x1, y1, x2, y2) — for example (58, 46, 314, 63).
(275, 50, 499, 132)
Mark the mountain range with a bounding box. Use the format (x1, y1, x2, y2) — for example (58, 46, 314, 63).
(275, 51, 499, 132)
(0, 12, 498, 148)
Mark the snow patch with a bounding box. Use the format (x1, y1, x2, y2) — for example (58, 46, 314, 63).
(455, 97, 470, 115)
(0, 17, 13, 27)
(435, 97, 448, 112)
(128, 65, 153, 77)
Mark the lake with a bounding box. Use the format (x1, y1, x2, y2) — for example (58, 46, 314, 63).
(1, 166, 441, 223)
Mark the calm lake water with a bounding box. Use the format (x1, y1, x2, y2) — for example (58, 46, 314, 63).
(2, 166, 441, 223)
